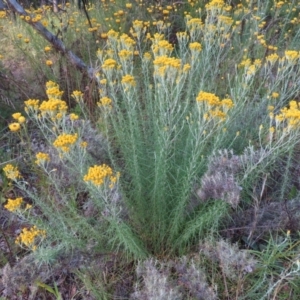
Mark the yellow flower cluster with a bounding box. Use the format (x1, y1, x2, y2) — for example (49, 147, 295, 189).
(118, 49, 132, 61)
(8, 112, 26, 132)
(4, 197, 23, 212)
(83, 164, 119, 188)
(98, 96, 112, 107)
(24, 99, 40, 113)
(45, 81, 63, 99)
(189, 42, 202, 52)
(69, 113, 79, 121)
(16, 226, 46, 251)
(284, 50, 300, 62)
(71, 90, 84, 102)
(154, 56, 181, 69)
(119, 34, 136, 49)
(197, 91, 221, 106)
(35, 152, 50, 165)
(186, 18, 203, 30)
(102, 58, 118, 70)
(122, 74, 136, 86)
(275, 100, 300, 129)
(218, 15, 233, 26)
(153, 56, 182, 77)
(3, 164, 22, 180)
(196, 91, 234, 121)
(152, 40, 173, 56)
(205, 0, 225, 10)
(53, 133, 78, 152)
(266, 53, 279, 65)
(39, 99, 68, 117)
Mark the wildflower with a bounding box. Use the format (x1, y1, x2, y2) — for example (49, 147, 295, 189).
(84, 164, 119, 188)
(221, 98, 234, 108)
(35, 152, 50, 165)
(4, 197, 23, 212)
(266, 53, 279, 65)
(53, 133, 78, 152)
(16, 226, 46, 251)
(121, 74, 136, 86)
(143, 52, 152, 61)
(80, 141, 88, 148)
(118, 49, 132, 61)
(272, 92, 280, 98)
(152, 40, 173, 56)
(196, 91, 221, 106)
(183, 64, 191, 73)
(44, 46, 51, 52)
(3, 164, 22, 180)
(46, 60, 53, 66)
(72, 90, 83, 102)
(8, 123, 21, 132)
(69, 113, 79, 121)
(126, 3, 132, 8)
(24, 99, 40, 113)
(205, 0, 224, 10)
(39, 99, 68, 116)
(18, 116, 26, 124)
(284, 50, 300, 62)
(17, 34, 22, 38)
(102, 58, 117, 70)
(189, 42, 202, 52)
(24, 38, 30, 43)
(98, 96, 112, 107)
(12, 112, 22, 120)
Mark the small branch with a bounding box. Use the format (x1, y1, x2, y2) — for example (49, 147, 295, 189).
(6, 0, 96, 80)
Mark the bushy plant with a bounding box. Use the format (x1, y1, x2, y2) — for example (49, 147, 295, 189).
(2, 0, 300, 298)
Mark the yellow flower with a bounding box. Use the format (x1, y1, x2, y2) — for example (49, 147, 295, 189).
(189, 42, 202, 52)
(183, 64, 191, 73)
(44, 46, 51, 52)
(196, 91, 221, 106)
(284, 50, 299, 62)
(46, 60, 53, 66)
(9, 123, 21, 132)
(84, 164, 119, 188)
(24, 99, 40, 110)
(53, 133, 78, 152)
(3, 164, 22, 180)
(69, 113, 79, 121)
(98, 96, 112, 106)
(18, 116, 26, 124)
(221, 98, 234, 108)
(24, 38, 30, 43)
(4, 197, 23, 212)
(12, 112, 22, 120)
(35, 152, 50, 165)
(121, 74, 136, 86)
(272, 92, 279, 98)
(102, 58, 117, 70)
(16, 226, 46, 251)
(126, 3, 132, 8)
(72, 90, 83, 102)
(80, 141, 88, 148)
